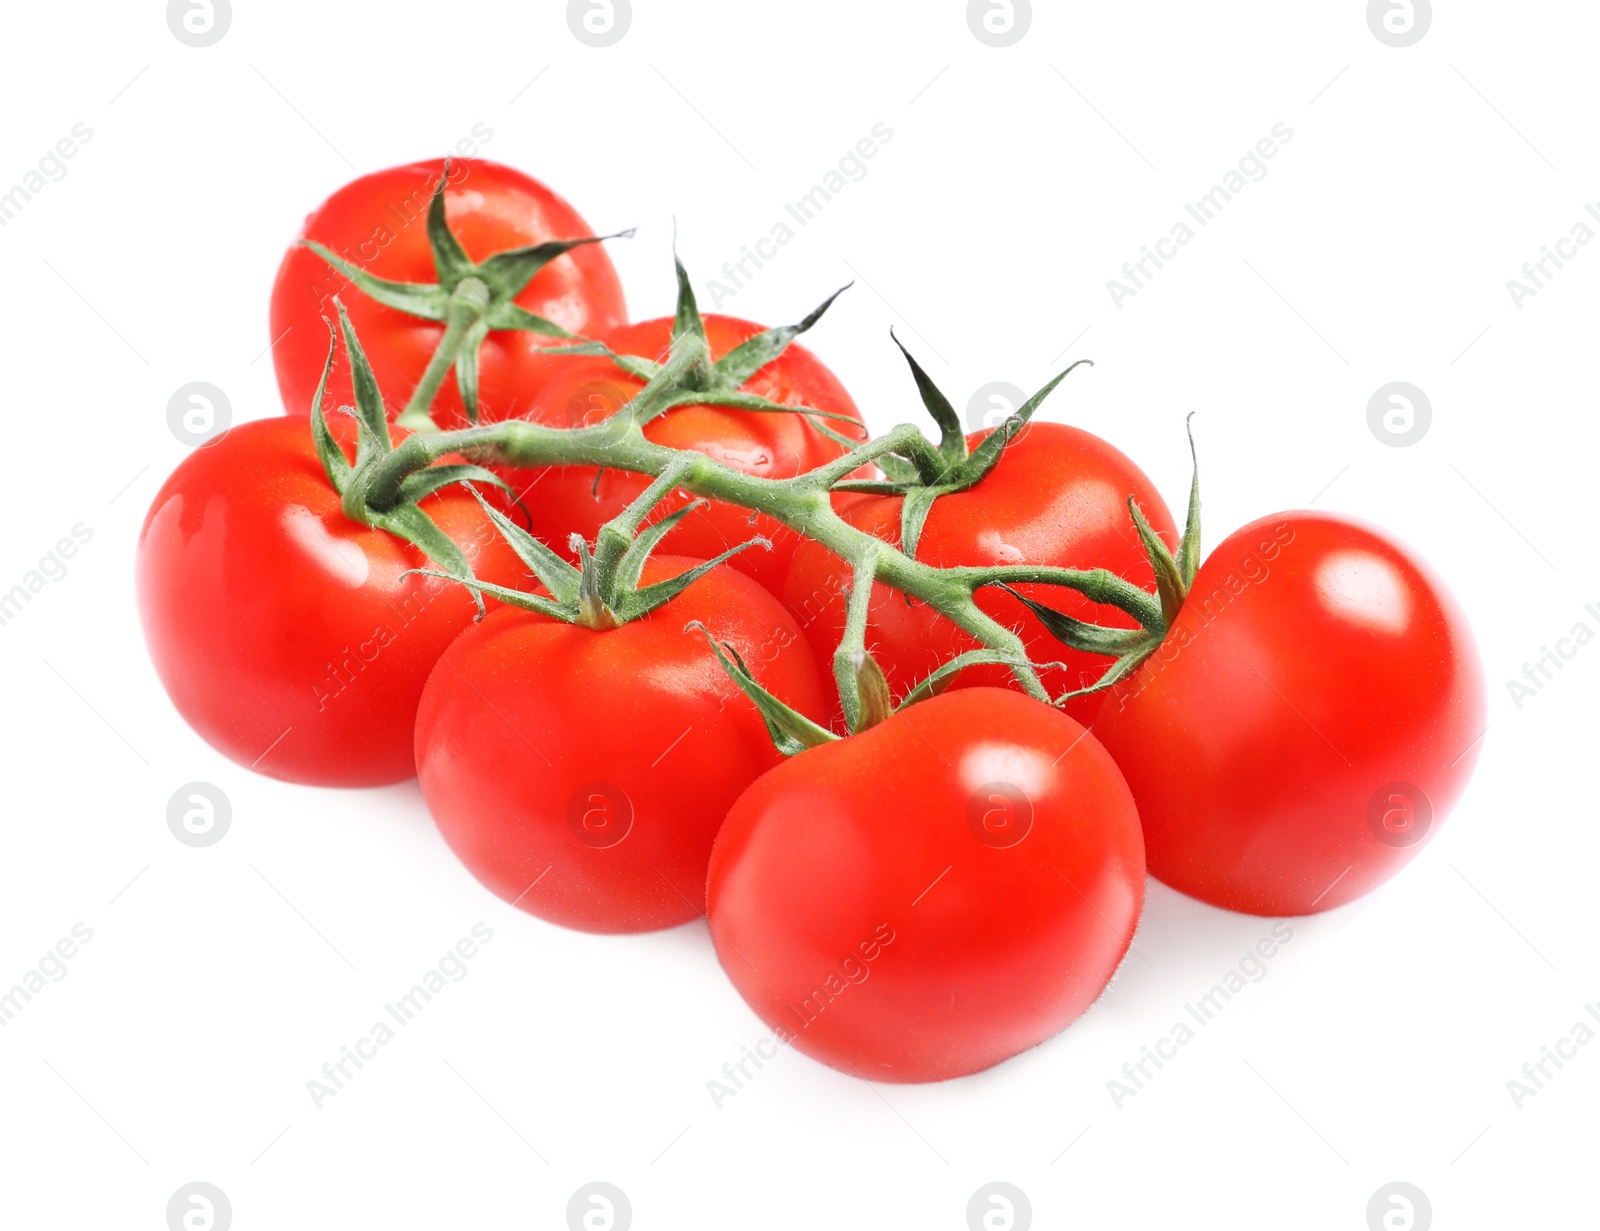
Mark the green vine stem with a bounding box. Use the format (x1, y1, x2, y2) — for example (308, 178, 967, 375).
(395, 276, 490, 429)
(315, 233, 1183, 706)
(356, 409, 1165, 704)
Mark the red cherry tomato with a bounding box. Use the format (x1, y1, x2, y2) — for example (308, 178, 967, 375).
(505, 314, 867, 595)
(782, 422, 1176, 725)
(706, 688, 1145, 1082)
(136, 417, 527, 787)
(1093, 512, 1486, 916)
(270, 158, 627, 427)
(415, 556, 826, 934)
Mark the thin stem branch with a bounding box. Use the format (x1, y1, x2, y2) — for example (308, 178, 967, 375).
(591, 455, 698, 601)
(396, 278, 490, 429)
(957, 564, 1166, 633)
(799, 423, 945, 490)
(834, 548, 881, 731)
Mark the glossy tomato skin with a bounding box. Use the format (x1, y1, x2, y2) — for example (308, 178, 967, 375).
(1093, 512, 1486, 916)
(415, 556, 826, 934)
(270, 158, 627, 427)
(707, 688, 1145, 1082)
(136, 417, 527, 787)
(505, 314, 867, 595)
(782, 422, 1176, 726)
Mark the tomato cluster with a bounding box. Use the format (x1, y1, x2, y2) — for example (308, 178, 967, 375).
(136, 158, 1486, 1083)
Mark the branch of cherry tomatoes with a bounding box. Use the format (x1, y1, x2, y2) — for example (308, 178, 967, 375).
(136, 156, 1487, 1084)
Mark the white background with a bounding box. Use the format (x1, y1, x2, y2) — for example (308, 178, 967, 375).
(1, 2, 1594, 1228)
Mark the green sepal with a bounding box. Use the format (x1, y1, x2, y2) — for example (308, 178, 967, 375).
(644, 387, 865, 428)
(1053, 646, 1157, 705)
(477, 230, 635, 302)
(612, 538, 770, 623)
(519, 341, 664, 391)
(454, 318, 491, 424)
(1128, 497, 1186, 627)
(869, 455, 923, 486)
(395, 463, 506, 509)
(610, 499, 709, 593)
(830, 479, 915, 496)
(334, 298, 394, 464)
(896, 648, 1065, 711)
(509, 252, 858, 461)
(804, 415, 910, 483)
(671, 249, 706, 344)
(898, 485, 945, 561)
(484, 301, 582, 337)
(309, 318, 352, 493)
(686, 621, 838, 756)
(890, 330, 967, 468)
(405, 569, 575, 623)
(460, 484, 581, 606)
(864, 351, 1095, 546)
(610, 352, 662, 382)
(370, 502, 485, 618)
(429, 486, 763, 629)
(623, 336, 703, 423)
(425, 162, 474, 289)
(996, 585, 1156, 658)
(714, 283, 850, 388)
(1175, 413, 1202, 588)
(480, 231, 636, 337)
(958, 360, 1091, 487)
(302, 241, 450, 321)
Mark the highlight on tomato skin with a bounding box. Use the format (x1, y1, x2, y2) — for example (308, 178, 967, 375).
(269, 157, 629, 429)
(1092, 510, 1488, 917)
(781, 421, 1176, 727)
(505, 313, 868, 596)
(414, 555, 827, 934)
(135, 417, 528, 788)
(705, 687, 1146, 1083)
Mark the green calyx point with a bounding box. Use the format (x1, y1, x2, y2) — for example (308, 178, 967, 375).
(413, 471, 771, 632)
(688, 623, 840, 756)
(831, 330, 1094, 559)
(686, 621, 1056, 755)
(308, 301, 504, 616)
(994, 413, 1204, 703)
(599, 247, 865, 434)
(304, 156, 635, 429)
